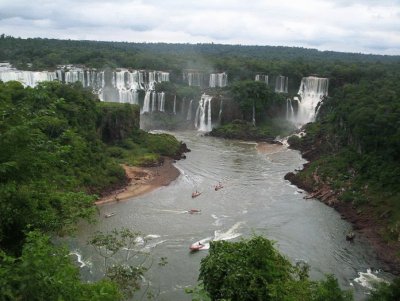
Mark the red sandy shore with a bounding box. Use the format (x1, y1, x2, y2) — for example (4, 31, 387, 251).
(95, 157, 180, 205)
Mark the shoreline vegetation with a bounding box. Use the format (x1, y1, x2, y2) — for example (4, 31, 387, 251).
(284, 141, 400, 275)
(96, 141, 285, 206)
(95, 157, 180, 205)
(211, 124, 400, 275)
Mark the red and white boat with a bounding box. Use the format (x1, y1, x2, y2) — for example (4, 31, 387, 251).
(189, 241, 209, 251)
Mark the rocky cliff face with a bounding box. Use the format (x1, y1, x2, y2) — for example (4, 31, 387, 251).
(97, 103, 140, 143)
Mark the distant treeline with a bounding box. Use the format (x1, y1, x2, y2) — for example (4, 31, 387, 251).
(1, 34, 400, 91)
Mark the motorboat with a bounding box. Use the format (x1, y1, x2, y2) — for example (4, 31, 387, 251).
(189, 241, 208, 251)
(192, 191, 201, 198)
(214, 183, 223, 191)
(104, 212, 116, 218)
(188, 209, 201, 214)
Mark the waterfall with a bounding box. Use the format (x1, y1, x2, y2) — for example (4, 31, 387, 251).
(132, 90, 139, 105)
(195, 94, 213, 132)
(157, 92, 165, 112)
(151, 91, 157, 112)
(187, 99, 193, 121)
(0, 65, 169, 108)
(252, 102, 256, 126)
(275, 75, 288, 93)
(293, 76, 329, 126)
(286, 98, 296, 122)
(184, 71, 203, 86)
(255, 74, 268, 85)
(0, 69, 57, 87)
(219, 99, 223, 124)
(173, 95, 176, 114)
(209, 72, 227, 88)
(142, 91, 151, 113)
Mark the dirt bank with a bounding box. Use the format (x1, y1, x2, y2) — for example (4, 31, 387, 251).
(95, 157, 180, 205)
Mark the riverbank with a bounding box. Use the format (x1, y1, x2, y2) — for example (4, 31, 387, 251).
(95, 157, 180, 205)
(285, 152, 400, 275)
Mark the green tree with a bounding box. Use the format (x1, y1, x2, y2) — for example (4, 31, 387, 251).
(197, 236, 352, 301)
(0, 231, 122, 301)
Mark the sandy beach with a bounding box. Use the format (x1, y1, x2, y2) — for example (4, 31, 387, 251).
(256, 142, 284, 154)
(95, 157, 180, 205)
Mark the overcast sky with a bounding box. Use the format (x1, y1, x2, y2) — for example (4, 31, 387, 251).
(1, 0, 399, 55)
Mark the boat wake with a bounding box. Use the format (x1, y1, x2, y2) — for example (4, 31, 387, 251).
(69, 250, 91, 269)
(190, 222, 244, 252)
(354, 269, 388, 290)
(214, 221, 244, 241)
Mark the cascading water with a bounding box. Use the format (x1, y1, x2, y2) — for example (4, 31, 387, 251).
(187, 100, 193, 121)
(158, 92, 165, 112)
(173, 95, 176, 114)
(142, 91, 152, 113)
(151, 92, 157, 112)
(255, 74, 268, 85)
(184, 72, 202, 86)
(195, 94, 213, 132)
(0, 64, 169, 108)
(209, 72, 227, 88)
(0, 69, 57, 87)
(292, 76, 329, 126)
(275, 75, 288, 93)
(218, 99, 223, 124)
(286, 98, 295, 122)
(252, 102, 256, 126)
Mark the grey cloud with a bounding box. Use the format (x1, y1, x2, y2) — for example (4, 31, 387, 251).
(0, 0, 399, 55)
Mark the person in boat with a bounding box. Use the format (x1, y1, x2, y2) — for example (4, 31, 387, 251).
(215, 182, 223, 190)
(192, 190, 201, 197)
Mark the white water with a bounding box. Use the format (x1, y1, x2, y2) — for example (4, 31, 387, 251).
(151, 91, 157, 112)
(209, 72, 227, 88)
(0, 69, 57, 87)
(0, 65, 169, 107)
(293, 76, 329, 126)
(158, 92, 165, 112)
(218, 99, 223, 124)
(255, 74, 269, 85)
(184, 72, 203, 87)
(187, 99, 193, 121)
(354, 269, 388, 290)
(142, 91, 152, 113)
(275, 75, 288, 93)
(195, 94, 213, 132)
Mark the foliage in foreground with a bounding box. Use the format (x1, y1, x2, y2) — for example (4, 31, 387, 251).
(0, 81, 184, 300)
(88, 228, 167, 300)
(0, 231, 122, 301)
(193, 236, 353, 301)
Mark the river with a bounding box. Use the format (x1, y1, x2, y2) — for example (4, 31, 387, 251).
(68, 131, 391, 300)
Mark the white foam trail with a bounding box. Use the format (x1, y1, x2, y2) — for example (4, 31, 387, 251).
(214, 221, 244, 241)
(143, 240, 167, 251)
(154, 209, 188, 214)
(354, 269, 388, 290)
(145, 234, 161, 239)
(69, 250, 90, 268)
